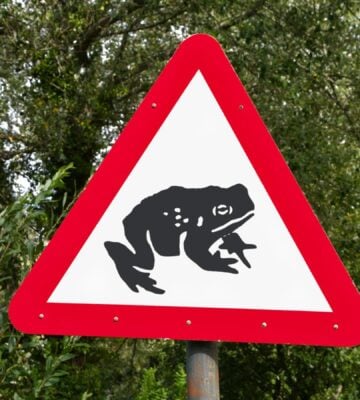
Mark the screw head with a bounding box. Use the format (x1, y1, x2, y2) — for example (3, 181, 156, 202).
(261, 321, 267, 328)
(151, 102, 157, 108)
(186, 320, 192, 326)
(333, 323, 339, 330)
(239, 104, 244, 110)
(38, 313, 44, 319)
(113, 316, 119, 322)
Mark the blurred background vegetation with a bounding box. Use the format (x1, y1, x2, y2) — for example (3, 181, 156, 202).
(0, 1, 359, 399)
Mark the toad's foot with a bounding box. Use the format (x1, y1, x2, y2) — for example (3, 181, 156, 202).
(220, 233, 256, 269)
(124, 268, 165, 295)
(104, 241, 165, 295)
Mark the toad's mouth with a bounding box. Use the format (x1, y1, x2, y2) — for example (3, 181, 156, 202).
(211, 211, 255, 234)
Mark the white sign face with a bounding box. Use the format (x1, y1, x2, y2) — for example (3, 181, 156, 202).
(49, 71, 331, 312)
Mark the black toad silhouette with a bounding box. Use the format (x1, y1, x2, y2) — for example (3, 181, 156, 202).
(104, 184, 256, 294)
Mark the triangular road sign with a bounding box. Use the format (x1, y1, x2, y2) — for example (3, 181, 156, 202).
(9, 34, 359, 346)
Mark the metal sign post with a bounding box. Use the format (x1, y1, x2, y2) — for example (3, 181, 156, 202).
(186, 341, 220, 400)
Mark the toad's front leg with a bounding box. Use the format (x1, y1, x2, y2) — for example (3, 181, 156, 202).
(219, 233, 256, 269)
(184, 233, 239, 274)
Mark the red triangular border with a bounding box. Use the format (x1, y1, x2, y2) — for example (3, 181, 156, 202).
(9, 34, 360, 346)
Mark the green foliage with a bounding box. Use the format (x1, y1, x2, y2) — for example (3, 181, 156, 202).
(0, 166, 84, 399)
(0, 164, 73, 293)
(135, 365, 186, 400)
(135, 368, 168, 400)
(219, 343, 360, 400)
(0, 0, 359, 399)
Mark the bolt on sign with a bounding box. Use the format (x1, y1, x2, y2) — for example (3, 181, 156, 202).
(9, 34, 360, 346)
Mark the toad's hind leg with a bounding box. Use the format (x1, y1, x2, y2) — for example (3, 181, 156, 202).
(123, 224, 155, 270)
(104, 241, 165, 295)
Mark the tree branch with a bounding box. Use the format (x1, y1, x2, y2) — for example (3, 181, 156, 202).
(219, 0, 267, 29)
(73, 2, 144, 65)
(99, 7, 187, 40)
(324, 80, 359, 141)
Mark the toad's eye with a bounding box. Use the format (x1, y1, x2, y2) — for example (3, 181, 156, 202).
(212, 204, 233, 216)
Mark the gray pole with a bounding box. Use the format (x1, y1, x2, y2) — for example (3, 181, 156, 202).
(186, 341, 220, 400)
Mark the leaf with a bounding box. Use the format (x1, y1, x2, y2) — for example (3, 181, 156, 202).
(13, 393, 25, 400)
(81, 391, 93, 400)
(58, 353, 76, 363)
